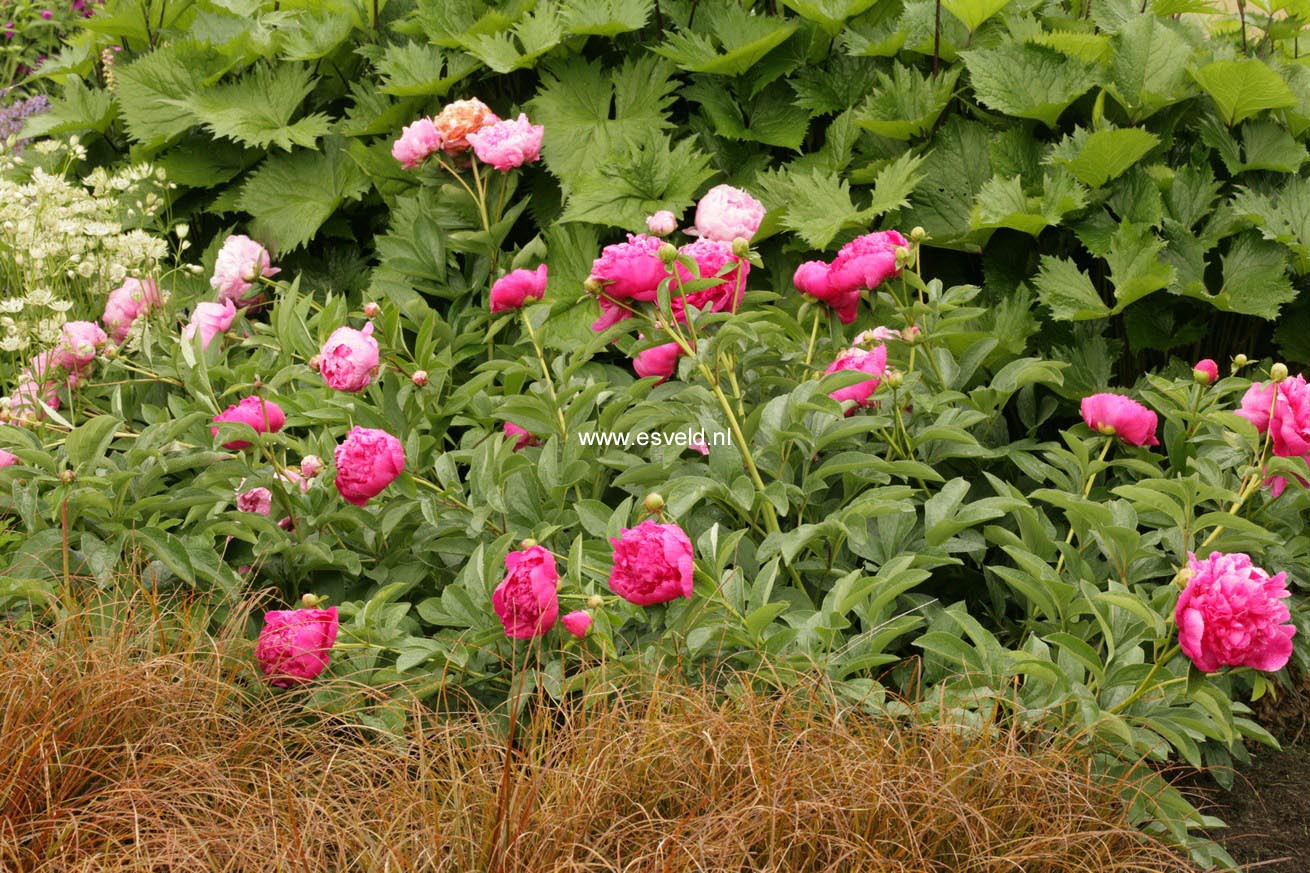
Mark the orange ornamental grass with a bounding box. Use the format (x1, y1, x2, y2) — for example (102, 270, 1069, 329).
(0, 593, 1197, 873)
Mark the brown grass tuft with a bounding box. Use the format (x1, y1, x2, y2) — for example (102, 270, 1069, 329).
(0, 596, 1197, 872)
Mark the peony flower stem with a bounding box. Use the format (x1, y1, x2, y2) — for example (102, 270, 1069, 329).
(1055, 437, 1114, 575)
(519, 308, 568, 440)
(802, 306, 824, 368)
(411, 475, 505, 536)
(1109, 643, 1182, 714)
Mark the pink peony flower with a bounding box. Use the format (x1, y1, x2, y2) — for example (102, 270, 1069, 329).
(689, 436, 709, 456)
(504, 422, 540, 451)
(50, 321, 107, 373)
(333, 426, 405, 506)
(827, 230, 907, 296)
(1237, 381, 1276, 432)
(562, 610, 593, 638)
(646, 210, 677, 236)
(1079, 392, 1159, 446)
(0, 450, 18, 467)
(300, 455, 324, 478)
(794, 260, 859, 324)
(607, 519, 694, 607)
(1176, 552, 1295, 674)
(182, 299, 237, 350)
(1267, 375, 1310, 458)
(693, 185, 765, 242)
(319, 322, 380, 393)
(392, 117, 444, 169)
(432, 98, 499, 155)
(670, 238, 749, 321)
(825, 345, 888, 413)
(7, 373, 59, 421)
(492, 545, 559, 639)
(210, 234, 279, 305)
(254, 606, 339, 688)
(633, 341, 684, 382)
(237, 486, 273, 515)
(855, 326, 904, 345)
(211, 395, 286, 450)
(1194, 358, 1218, 385)
(467, 113, 544, 171)
(490, 264, 548, 313)
(588, 234, 671, 332)
(103, 277, 161, 345)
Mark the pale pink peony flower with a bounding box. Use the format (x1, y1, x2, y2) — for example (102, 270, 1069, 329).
(103, 277, 161, 345)
(0, 450, 18, 467)
(855, 326, 903, 345)
(1194, 358, 1218, 385)
(504, 422, 540, 451)
(432, 98, 499, 155)
(562, 610, 593, 638)
(670, 238, 748, 322)
(50, 321, 107, 373)
(607, 519, 694, 607)
(1176, 551, 1294, 674)
(300, 455, 324, 478)
(492, 545, 559, 639)
(693, 185, 765, 242)
(646, 210, 677, 236)
(588, 234, 670, 332)
(1236, 376, 1310, 495)
(1079, 392, 1159, 446)
(7, 372, 60, 421)
(490, 264, 547, 313)
(689, 437, 709, 456)
(467, 113, 543, 171)
(333, 426, 405, 506)
(633, 341, 684, 382)
(211, 395, 286, 450)
(210, 235, 279, 305)
(254, 606, 339, 688)
(237, 486, 273, 515)
(319, 322, 380, 393)
(825, 345, 888, 413)
(182, 299, 237, 350)
(392, 117, 444, 169)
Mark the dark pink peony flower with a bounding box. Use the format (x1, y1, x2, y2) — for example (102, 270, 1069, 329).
(103, 277, 161, 345)
(588, 234, 669, 332)
(254, 606, 339, 688)
(392, 117, 444, 169)
(1176, 552, 1295, 674)
(1237, 381, 1276, 432)
(561, 610, 593, 638)
(0, 450, 18, 467)
(633, 341, 684, 382)
(237, 486, 273, 515)
(825, 345, 888, 413)
(794, 260, 859, 325)
(693, 185, 765, 242)
(607, 519, 694, 607)
(211, 395, 286, 450)
(490, 264, 548, 313)
(504, 422, 540, 451)
(1079, 392, 1159, 446)
(333, 426, 405, 506)
(793, 231, 908, 324)
(492, 545, 559, 638)
(467, 113, 543, 171)
(669, 239, 748, 321)
(319, 322, 380, 393)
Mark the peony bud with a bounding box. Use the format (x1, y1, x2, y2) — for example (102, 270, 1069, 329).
(363, 301, 381, 318)
(59, 469, 75, 485)
(658, 243, 678, 264)
(308, 354, 321, 370)
(301, 593, 326, 608)
(412, 369, 428, 387)
(646, 210, 677, 237)
(910, 226, 926, 243)
(644, 492, 665, 514)
(883, 370, 904, 389)
(1193, 358, 1218, 385)
(1233, 354, 1249, 370)
(1272, 362, 1289, 383)
(300, 455, 324, 478)
(103, 345, 117, 360)
(586, 594, 605, 610)
(583, 277, 603, 294)
(902, 325, 921, 345)
(520, 538, 538, 549)
(731, 237, 750, 257)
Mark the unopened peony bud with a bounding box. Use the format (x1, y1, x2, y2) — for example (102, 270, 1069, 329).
(583, 277, 603, 295)
(308, 354, 321, 370)
(902, 325, 921, 345)
(301, 593, 326, 608)
(644, 492, 665, 514)
(520, 538, 538, 549)
(363, 301, 380, 318)
(1232, 353, 1249, 370)
(1193, 358, 1218, 385)
(910, 226, 926, 242)
(103, 345, 117, 360)
(646, 210, 677, 237)
(300, 455, 324, 478)
(1272, 363, 1289, 383)
(731, 237, 750, 257)
(883, 370, 904, 389)
(586, 594, 605, 610)
(59, 469, 75, 485)
(658, 243, 678, 264)
(412, 369, 428, 386)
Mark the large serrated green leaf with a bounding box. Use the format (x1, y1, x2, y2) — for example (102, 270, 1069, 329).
(1192, 59, 1295, 126)
(963, 43, 1099, 128)
(1053, 128, 1159, 189)
(237, 137, 370, 253)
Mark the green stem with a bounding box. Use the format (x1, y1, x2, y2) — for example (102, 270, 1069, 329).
(1109, 643, 1182, 714)
(1055, 437, 1114, 576)
(520, 308, 568, 441)
(412, 475, 504, 536)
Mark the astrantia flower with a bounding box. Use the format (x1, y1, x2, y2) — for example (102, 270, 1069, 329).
(490, 264, 547, 313)
(254, 607, 339, 688)
(210, 235, 279, 305)
(333, 426, 405, 506)
(211, 396, 286, 450)
(825, 345, 888, 413)
(608, 519, 694, 607)
(692, 185, 765, 242)
(432, 98, 499, 155)
(392, 117, 444, 169)
(1176, 552, 1295, 674)
(467, 113, 543, 171)
(492, 545, 559, 639)
(1079, 393, 1159, 447)
(319, 323, 380, 393)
